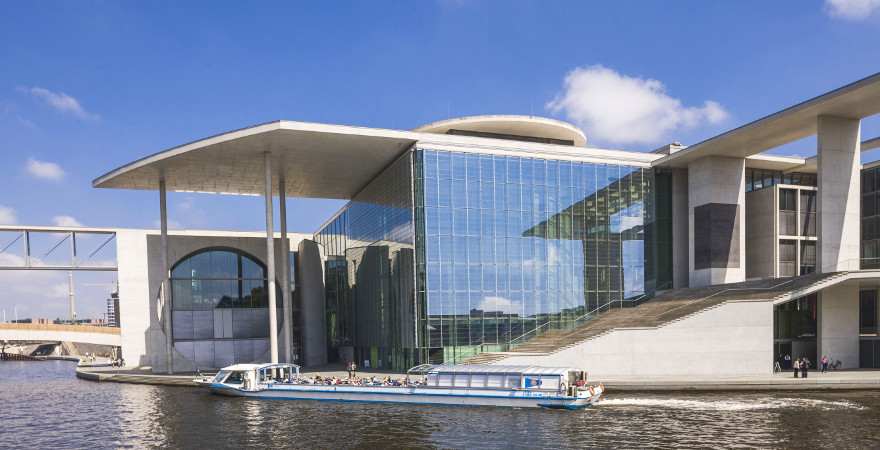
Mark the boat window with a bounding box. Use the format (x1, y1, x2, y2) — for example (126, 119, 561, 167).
(506, 375, 520, 389)
(212, 371, 230, 383)
(225, 371, 244, 385)
(486, 374, 504, 388)
(453, 374, 470, 387)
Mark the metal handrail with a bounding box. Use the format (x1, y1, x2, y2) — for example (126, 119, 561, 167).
(505, 293, 649, 351)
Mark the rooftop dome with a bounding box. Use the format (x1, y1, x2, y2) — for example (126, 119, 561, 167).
(414, 115, 586, 147)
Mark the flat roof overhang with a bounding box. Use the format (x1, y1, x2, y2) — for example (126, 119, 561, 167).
(93, 120, 659, 198)
(654, 72, 880, 168)
(93, 121, 419, 198)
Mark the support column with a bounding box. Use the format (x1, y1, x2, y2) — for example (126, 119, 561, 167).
(688, 156, 746, 287)
(263, 152, 279, 364)
(159, 176, 173, 374)
(817, 115, 861, 273)
(278, 167, 293, 363)
(818, 283, 859, 368)
(671, 168, 689, 289)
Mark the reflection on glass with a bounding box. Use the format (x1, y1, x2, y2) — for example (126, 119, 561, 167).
(415, 149, 650, 364)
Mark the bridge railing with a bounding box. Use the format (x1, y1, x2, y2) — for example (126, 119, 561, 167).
(0, 323, 121, 335)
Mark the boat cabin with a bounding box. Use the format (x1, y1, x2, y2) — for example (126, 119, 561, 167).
(212, 363, 300, 389)
(414, 365, 586, 391)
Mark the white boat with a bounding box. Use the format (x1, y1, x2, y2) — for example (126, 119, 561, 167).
(207, 363, 604, 410)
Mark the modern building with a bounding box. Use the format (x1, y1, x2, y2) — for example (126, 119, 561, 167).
(41, 71, 880, 376)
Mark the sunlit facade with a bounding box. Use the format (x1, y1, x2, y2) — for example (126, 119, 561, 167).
(315, 146, 652, 370)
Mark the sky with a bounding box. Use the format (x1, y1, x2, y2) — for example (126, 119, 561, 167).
(1, 0, 880, 319)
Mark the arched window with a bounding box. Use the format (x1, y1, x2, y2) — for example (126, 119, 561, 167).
(170, 248, 280, 368)
(171, 248, 269, 310)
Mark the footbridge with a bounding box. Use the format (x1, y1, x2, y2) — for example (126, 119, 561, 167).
(0, 323, 121, 347)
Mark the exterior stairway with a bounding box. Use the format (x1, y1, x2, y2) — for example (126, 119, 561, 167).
(461, 271, 852, 365)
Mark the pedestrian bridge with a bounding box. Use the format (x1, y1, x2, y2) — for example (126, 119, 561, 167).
(0, 323, 121, 347)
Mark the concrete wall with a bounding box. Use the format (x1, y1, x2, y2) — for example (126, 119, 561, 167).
(818, 282, 860, 368)
(671, 168, 689, 289)
(495, 300, 773, 377)
(116, 230, 152, 366)
(297, 239, 327, 367)
(817, 116, 861, 272)
(115, 229, 309, 372)
(688, 156, 746, 287)
(746, 187, 777, 279)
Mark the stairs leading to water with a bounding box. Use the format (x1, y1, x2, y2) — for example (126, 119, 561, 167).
(460, 271, 852, 365)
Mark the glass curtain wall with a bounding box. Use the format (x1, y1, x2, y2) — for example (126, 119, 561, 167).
(314, 152, 416, 371)
(170, 248, 281, 369)
(862, 166, 880, 269)
(414, 149, 651, 364)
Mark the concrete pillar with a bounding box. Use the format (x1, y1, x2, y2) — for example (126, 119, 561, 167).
(818, 283, 859, 369)
(159, 176, 174, 374)
(297, 239, 327, 367)
(263, 152, 279, 364)
(278, 168, 293, 364)
(671, 168, 689, 289)
(817, 115, 861, 272)
(688, 156, 746, 287)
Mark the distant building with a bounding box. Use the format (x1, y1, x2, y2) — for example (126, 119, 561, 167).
(107, 292, 120, 327)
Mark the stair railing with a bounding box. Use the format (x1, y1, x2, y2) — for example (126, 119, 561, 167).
(504, 293, 649, 352)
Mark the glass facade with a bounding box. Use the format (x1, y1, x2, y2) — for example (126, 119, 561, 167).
(314, 152, 417, 371)
(862, 166, 880, 269)
(414, 149, 651, 364)
(745, 169, 816, 192)
(170, 248, 282, 369)
(773, 294, 818, 366)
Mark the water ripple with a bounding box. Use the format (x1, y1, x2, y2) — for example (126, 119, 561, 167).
(3, 361, 880, 449)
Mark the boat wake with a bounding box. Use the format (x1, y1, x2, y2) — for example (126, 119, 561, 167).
(596, 397, 867, 411)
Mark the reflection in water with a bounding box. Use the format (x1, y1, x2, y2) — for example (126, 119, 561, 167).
(3, 362, 880, 449)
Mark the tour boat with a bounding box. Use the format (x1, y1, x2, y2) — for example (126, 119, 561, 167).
(207, 362, 604, 410)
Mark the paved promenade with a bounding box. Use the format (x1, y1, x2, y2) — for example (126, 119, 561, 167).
(597, 370, 880, 391)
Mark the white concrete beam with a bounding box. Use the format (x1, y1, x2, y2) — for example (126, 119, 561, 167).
(817, 116, 861, 272)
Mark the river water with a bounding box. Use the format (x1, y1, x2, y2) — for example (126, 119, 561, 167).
(3, 361, 880, 449)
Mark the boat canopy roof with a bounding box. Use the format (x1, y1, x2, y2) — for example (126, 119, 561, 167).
(418, 364, 578, 376)
(221, 363, 300, 372)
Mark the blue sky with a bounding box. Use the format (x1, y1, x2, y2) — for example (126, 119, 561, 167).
(1, 0, 879, 318)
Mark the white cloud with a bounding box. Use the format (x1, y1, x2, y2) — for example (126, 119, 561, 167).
(25, 158, 65, 181)
(0, 206, 16, 225)
(825, 0, 880, 19)
(547, 65, 729, 146)
(18, 86, 99, 120)
(52, 215, 83, 227)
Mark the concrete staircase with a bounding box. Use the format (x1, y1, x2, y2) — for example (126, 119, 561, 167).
(460, 271, 850, 365)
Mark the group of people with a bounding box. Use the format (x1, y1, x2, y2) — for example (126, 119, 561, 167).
(289, 374, 422, 387)
(778, 354, 837, 378)
(791, 357, 811, 378)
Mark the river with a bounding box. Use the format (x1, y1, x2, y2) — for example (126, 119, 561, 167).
(2, 361, 879, 449)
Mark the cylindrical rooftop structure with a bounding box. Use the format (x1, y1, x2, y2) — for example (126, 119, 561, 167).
(415, 115, 587, 147)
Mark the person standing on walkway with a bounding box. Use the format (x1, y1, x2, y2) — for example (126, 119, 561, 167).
(821, 355, 829, 373)
(801, 357, 809, 378)
(793, 358, 800, 378)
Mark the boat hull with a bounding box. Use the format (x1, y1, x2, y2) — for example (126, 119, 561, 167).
(210, 383, 600, 410)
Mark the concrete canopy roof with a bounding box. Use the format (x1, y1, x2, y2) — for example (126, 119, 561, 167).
(655, 72, 880, 168)
(93, 121, 418, 198)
